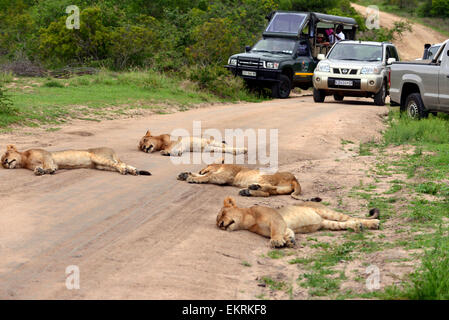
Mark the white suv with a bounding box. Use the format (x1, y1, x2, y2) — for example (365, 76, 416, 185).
(312, 41, 399, 106)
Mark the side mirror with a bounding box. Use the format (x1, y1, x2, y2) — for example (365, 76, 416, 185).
(447, 50, 449, 56)
(387, 58, 396, 65)
(317, 54, 326, 61)
(245, 46, 251, 53)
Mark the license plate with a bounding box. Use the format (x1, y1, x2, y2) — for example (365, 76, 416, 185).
(242, 70, 256, 77)
(335, 80, 353, 86)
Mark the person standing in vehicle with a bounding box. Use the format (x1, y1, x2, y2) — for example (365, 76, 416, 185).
(334, 25, 345, 43)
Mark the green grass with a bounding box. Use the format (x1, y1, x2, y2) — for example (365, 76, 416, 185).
(346, 110, 449, 299)
(0, 70, 265, 128)
(260, 276, 287, 291)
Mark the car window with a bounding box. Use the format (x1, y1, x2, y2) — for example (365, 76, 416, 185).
(390, 46, 399, 61)
(437, 44, 446, 63)
(252, 38, 296, 55)
(328, 43, 383, 61)
(428, 45, 441, 59)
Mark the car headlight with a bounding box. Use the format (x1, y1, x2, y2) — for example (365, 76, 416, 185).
(317, 63, 330, 73)
(361, 66, 381, 74)
(264, 61, 279, 69)
(228, 58, 237, 66)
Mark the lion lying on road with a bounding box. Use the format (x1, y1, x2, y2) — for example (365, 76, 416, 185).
(216, 197, 380, 248)
(177, 164, 302, 199)
(1, 145, 151, 176)
(139, 130, 247, 156)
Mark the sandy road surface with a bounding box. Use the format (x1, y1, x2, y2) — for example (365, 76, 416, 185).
(352, 3, 447, 61)
(0, 96, 387, 299)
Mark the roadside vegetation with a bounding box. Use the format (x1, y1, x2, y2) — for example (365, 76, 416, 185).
(253, 109, 449, 300)
(355, 0, 449, 36)
(0, 70, 264, 128)
(0, 0, 412, 129)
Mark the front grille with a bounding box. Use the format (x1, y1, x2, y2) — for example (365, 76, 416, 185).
(332, 68, 359, 75)
(328, 78, 361, 89)
(237, 59, 263, 68)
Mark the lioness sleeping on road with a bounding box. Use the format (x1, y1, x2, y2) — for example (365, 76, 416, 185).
(216, 197, 380, 248)
(177, 164, 302, 199)
(138, 130, 247, 156)
(1, 145, 151, 176)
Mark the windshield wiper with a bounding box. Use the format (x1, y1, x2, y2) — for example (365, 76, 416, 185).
(252, 50, 271, 53)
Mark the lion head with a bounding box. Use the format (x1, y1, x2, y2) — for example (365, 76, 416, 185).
(216, 197, 247, 232)
(1, 145, 22, 169)
(138, 130, 160, 153)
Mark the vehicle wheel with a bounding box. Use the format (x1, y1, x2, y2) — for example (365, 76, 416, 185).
(272, 75, 291, 99)
(313, 88, 326, 103)
(334, 94, 344, 101)
(405, 93, 428, 120)
(374, 81, 387, 106)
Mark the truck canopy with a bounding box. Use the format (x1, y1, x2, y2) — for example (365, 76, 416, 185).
(263, 11, 358, 39)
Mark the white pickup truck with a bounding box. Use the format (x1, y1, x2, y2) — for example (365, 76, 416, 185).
(390, 39, 449, 119)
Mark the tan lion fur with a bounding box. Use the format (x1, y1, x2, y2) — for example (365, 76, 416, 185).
(216, 197, 380, 248)
(138, 130, 247, 156)
(177, 163, 302, 199)
(1, 144, 151, 176)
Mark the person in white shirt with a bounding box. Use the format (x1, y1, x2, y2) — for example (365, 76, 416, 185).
(334, 25, 346, 43)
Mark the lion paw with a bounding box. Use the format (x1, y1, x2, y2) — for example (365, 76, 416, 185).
(177, 172, 190, 181)
(270, 238, 286, 248)
(160, 150, 170, 156)
(34, 167, 46, 176)
(239, 189, 252, 197)
(249, 184, 261, 190)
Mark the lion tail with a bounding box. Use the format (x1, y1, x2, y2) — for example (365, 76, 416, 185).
(138, 170, 152, 176)
(368, 208, 380, 219)
(290, 179, 302, 200)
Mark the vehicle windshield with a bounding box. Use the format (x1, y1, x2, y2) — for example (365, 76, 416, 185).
(251, 38, 296, 55)
(265, 13, 306, 34)
(328, 43, 383, 62)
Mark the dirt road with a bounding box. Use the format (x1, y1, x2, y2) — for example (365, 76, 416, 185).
(351, 3, 447, 61)
(0, 96, 387, 299)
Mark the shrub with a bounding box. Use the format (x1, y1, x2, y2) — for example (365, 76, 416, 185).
(0, 85, 16, 115)
(43, 80, 65, 88)
(359, 21, 412, 42)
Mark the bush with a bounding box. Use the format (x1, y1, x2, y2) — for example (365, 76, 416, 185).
(187, 64, 256, 100)
(0, 85, 16, 115)
(43, 80, 65, 88)
(359, 21, 412, 42)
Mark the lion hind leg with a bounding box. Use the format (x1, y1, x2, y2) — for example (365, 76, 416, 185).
(239, 188, 271, 197)
(204, 145, 247, 155)
(355, 218, 380, 230)
(91, 155, 127, 175)
(321, 220, 362, 232)
(315, 208, 353, 222)
(290, 180, 302, 199)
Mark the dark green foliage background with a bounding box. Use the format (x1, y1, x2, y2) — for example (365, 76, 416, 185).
(0, 0, 364, 70)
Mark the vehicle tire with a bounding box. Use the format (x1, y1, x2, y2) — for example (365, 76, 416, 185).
(405, 93, 428, 120)
(313, 88, 326, 103)
(272, 75, 291, 99)
(374, 81, 387, 106)
(334, 94, 344, 101)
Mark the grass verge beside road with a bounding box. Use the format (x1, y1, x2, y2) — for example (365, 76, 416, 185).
(254, 109, 448, 300)
(0, 70, 264, 129)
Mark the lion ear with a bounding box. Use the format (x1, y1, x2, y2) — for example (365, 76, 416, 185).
(223, 197, 236, 208)
(145, 130, 151, 137)
(6, 144, 17, 151)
